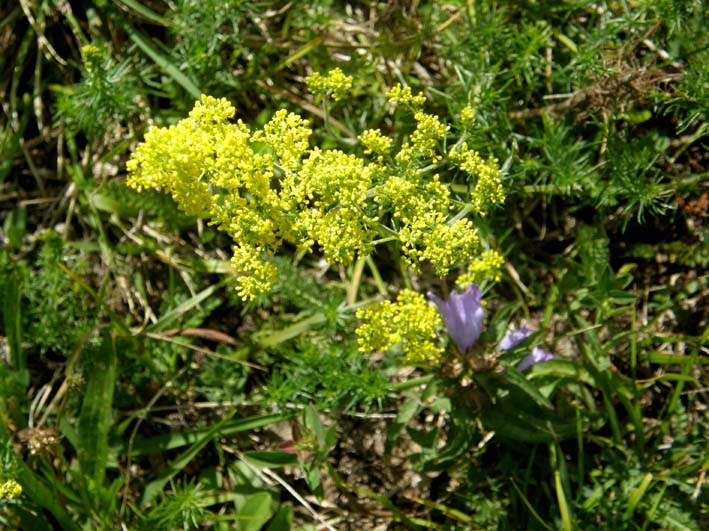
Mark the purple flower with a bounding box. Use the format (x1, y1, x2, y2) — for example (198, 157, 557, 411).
(517, 347, 554, 372)
(428, 283, 485, 353)
(499, 325, 534, 351)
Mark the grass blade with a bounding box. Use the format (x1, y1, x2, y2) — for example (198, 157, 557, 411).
(15, 460, 81, 531)
(125, 413, 287, 456)
(78, 330, 117, 488)
(623, 473, 653, 521)
(115, 0, 169, 26)
(144, 282, 222, 333)
(127, 29, 201, 99)
(555, 469, 573, 531)
(1, 268, 24, 370)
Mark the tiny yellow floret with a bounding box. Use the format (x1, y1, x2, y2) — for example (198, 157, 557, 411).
(306, 68, 353, 101)
(450, 143, 505, 217)
(356, 290, 444, 364)
(358, 129, 392, 159)
(0, 479, 22, 500)
(460, 104, 476, 125)
(457, 250, 505, 286)
(80, 44, 102, 71)
(376, 175, 479, 274)
(386, 84, 427, 109)
(410, 112, 449, 161)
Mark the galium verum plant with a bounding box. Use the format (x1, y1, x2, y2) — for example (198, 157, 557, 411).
(126, 69, 505, 301)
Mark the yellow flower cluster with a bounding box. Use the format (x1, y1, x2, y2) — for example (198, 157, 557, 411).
(450, 143, 506, 217)
(306, 68, 353, 102)
(290, 149, 381, 264)
(127, 96, 292, 299)
(412, 112, 448, 158)
(457, 250, 505, 286)
(356, 290, 443, 364)
(126, 95, 235, 217)
(386, 83, 427, 109)
(460, 104, 476, 125)
(80, 44, 102, 71)
(251, 108, 311, 172)
(127, 74, 506, 300)
(127, 95, 383, 299)
(358, 129, 392, 160)
(0, 479, 22, 500)
(395, 111, 449, 164)
(376, 175, 479, 275)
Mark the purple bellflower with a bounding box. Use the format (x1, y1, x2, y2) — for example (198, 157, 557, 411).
(428, 283, 485, 354)
(517, 347, 554, 371)
(499, 325, 534, 351)
(500, 326, 554, 371)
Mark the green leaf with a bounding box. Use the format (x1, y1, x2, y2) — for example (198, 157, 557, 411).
(128, 31, 201, 99)
(428, 397, 452, 413)
(90, 191, 133, 218)
(14, 460, 81, 531)
(254, 313, 327, 348)
(303, 405, 324, 442)
(77, 330, 117, 488)
(243, 451, 299, 468)
(11, 505, 55, 531)
(643, 351, 709, 365)
(1, 268, 24, 370)
(396, 398, 421, 423)
(421, 419, 472, 471)
(481, 407, 577, 443)
(266, 504, 293, 531)
(303, 460, 323, 500)
(526, 359, 599, 388)
(407, 426, 439, 449)
(504, 368, 554, 411)
(386, 398, 420, 457)
(555, 469, 573, 531)
(3, 206, 26, 249)
(272, 35, 325, 73)
(623, 473, 654, 521)
(317, 424, 336, 463)
(239, 492, 274, 531)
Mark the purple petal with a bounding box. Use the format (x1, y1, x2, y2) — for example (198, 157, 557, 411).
(428, 283, 484, 353)
(517, 347, 554, 372)
(499, 325, 534, 351)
